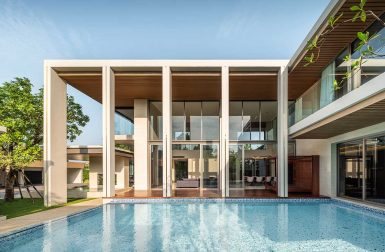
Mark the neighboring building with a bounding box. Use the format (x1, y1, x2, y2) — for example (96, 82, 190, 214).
(43, 0, 385, 207)
(0, 146, 133, 199)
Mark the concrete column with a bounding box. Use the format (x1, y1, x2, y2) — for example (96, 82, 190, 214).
(277, 66, 289, 197)
(162, 66, 172, 197)
(102, 66, 115, 197)
(134, 99, 150, 190)
(221, 66, 230, 197)
(44, 67, 67, 206)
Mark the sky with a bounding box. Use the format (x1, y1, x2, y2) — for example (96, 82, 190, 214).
(0, 0, 330, 145)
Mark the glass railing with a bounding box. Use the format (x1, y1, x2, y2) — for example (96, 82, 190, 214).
(115, 113, 134, 135)
(288, 77, 350, 127)
(289, 14, 385, 127)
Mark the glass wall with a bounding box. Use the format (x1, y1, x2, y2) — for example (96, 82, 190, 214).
(202, 144, 219, 188)
(150, 145, 163, 188)
(289, 13, 385, 126)
(229, 143, 278, 196)
(149, 102, 162, 140)
(115, 110, 134, 135)
(172, 101, 219, 141)
(172, 144, 201, 188)
(171, 144, 219, 190)
(338, 135, 385, 205)
(365, 137, 385, 204)
(229, 101, 277, 141)
(337, 140, 363, 200)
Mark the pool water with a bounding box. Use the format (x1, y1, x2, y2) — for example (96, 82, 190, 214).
(1, 199, 385, 252)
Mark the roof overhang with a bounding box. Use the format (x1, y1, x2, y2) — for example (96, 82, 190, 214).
(47, 60, 290, 107)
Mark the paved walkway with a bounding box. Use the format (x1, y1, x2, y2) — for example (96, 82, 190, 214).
(0, 198, 102, 235)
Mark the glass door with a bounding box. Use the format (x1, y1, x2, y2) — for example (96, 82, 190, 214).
(365, 137, 385, 204)
(337, 140, 363, 200)
(201, 144, 219, 189)
(229, 144, 243, 188)
(150, 144, 163, 189)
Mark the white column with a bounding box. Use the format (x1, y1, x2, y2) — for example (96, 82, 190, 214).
(162, 66, 172, 197)
(277, 66, 289, 197)
(44, 67, 67, 206)
(102, 66, 115, 197)
(221, 66, 230, 197)
(134, 99, 149, 190)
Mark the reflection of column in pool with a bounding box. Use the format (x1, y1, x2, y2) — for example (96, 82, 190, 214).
(43, 218, 68, 252)
(134, 204, 151, 251)
(103, 204, 115, 252)
(319, 203, 336, 239)
(277, 203, 288, 241)
(162, 204, 171, 251)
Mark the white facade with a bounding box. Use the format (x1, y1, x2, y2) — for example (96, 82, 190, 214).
(43, 60, 289, 206)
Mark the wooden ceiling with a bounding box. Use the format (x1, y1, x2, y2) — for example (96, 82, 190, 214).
(291, 97, 385, 139)
(61, 72, 280, 107)
(289, 0, 385, 99)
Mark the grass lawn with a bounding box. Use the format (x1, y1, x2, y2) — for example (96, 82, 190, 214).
(0, 198, 93, 219)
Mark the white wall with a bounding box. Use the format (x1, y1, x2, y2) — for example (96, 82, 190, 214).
(67, 169, 83, 184)
(89, 156, 103, 191)
(115, 156, 130, 189)
(296, 121, 385, 197)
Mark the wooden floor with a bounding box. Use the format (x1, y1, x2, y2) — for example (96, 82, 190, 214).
(115, 188, 319, 198)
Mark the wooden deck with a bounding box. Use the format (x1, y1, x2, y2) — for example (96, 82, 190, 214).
(114, 188, 320, 198)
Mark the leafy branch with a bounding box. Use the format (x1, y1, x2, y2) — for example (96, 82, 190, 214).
(304, 0, 385, 89)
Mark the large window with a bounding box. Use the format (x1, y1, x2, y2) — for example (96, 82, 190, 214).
(351, 13, 385, 86)
(338, 135, 385, 205)
(229, 101, 277, 141)
(149, 102, 162, 140)
(115, 109, 134, 135)
(172, 101, 220, 141)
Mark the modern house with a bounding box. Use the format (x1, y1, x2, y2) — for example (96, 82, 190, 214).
(43, 0, 385, 207)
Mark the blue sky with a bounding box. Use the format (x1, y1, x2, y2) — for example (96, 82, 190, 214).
(0, 0, 330, 145)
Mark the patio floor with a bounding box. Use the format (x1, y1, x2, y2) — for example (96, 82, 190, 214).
(114, 188, 321, 198)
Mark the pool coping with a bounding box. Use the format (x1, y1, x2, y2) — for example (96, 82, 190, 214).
(0, 206, 102, 241)
(1, 197, 385, 242)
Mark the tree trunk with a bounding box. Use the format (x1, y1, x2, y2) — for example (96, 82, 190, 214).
(5, 168, 16, 201)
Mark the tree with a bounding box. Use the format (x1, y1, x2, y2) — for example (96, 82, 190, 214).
(304, 0, 385, 89)
(0, 78, 89, 201)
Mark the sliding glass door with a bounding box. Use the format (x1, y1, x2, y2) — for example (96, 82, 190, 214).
(365, 137, 385, 204)
(338, 135, 385, 205)
(150, 144, 163, 189)
(172, 143, 219, 190)
(337, 141, 363, 200)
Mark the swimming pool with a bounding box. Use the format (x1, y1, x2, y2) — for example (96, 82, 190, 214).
(1, 199, 385, 252)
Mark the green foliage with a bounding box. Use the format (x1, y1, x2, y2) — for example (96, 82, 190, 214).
(328, 13, 343, 28)
(82, 163, 89, 184)
(304, 53, 315, 66)
(304, 0, 385, 92)
(350, 0, 367, 22)
(0, 78, 89, 195)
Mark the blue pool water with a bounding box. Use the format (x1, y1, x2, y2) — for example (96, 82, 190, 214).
(1, 199, 385, 252)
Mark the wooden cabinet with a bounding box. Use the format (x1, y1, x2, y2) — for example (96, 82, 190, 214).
(288, 156, 319, 196)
